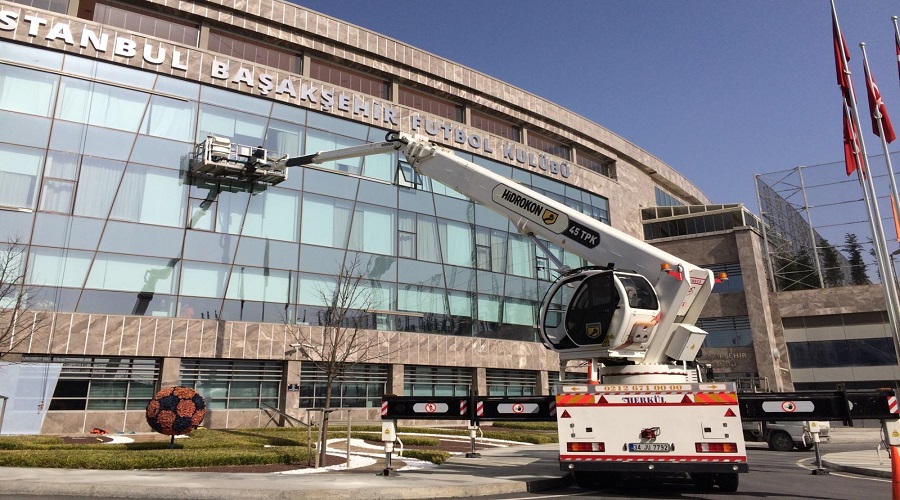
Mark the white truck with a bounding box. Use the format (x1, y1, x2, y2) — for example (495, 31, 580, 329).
(192, 132, 748, 491)
(743, 420, 831, 451)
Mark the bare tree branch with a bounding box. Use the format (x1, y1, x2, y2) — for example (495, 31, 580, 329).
(0, 237, 48, 361)
(284, 253, 400, 466)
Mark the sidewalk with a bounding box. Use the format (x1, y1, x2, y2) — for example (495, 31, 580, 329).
(0, 428, 892, 499)
(0, 444, 570, 500)
(822, 427, 893, 478)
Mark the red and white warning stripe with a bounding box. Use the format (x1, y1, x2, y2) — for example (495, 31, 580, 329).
(561, 455, 747, 463)
(381, 400, 388, 417)
(476, 400, 484, 417)
(889, 395, 898, 414)
(459, 400, 467, 416)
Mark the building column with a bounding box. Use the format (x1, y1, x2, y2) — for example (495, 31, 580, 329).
(283, 359, 301, 425)
(735, 229, 792, 391)
(472, 367, 487, 396)
(159, 357, 181, 388)
(536, 370, 550, 396)
(198, 22, 210, 50)
(301, 54, 312, 78)
(387, 363, 404, 396)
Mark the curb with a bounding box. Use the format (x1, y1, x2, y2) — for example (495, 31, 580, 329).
(822, 459, 891, 479)
(0, 475, 572, 500)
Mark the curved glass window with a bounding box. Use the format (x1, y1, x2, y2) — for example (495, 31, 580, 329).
(399, 285, 446, 315)
(297, 273, 335, 307)
(197, 103, 267, 146)
(139, 95, 197, 141)
(0, 143, 43, 209)
(349, 202, 395, 255)
(243, 188, 299, 242)
(56, 78, 149, 132)
(27, 247, 92, 288)
(73, 157, 126, 218)
(439, 219, 473, 267)
(507, 233, 535, 278)
(300, 194, 351, 248)
(305, 129, 366, 173)
(111, 164, 187, 227)
(0, 63, 59, 116)
(180, 261, 228, 298)
(225, 266, 293, 304)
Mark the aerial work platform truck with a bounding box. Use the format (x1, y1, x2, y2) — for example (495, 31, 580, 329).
(192, 131, 899, 493)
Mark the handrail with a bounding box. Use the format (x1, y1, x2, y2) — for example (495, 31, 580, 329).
(260, 403, 309, 428)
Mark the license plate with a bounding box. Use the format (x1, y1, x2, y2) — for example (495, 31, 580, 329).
(629, 442, 671, 452)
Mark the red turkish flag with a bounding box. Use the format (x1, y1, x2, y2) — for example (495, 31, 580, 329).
(864, 63, 897, 143)
(843, 103, 863, 176)
(833, 9, 852, 93)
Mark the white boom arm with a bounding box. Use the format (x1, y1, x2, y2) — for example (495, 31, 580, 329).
(282, 132, 714, 365)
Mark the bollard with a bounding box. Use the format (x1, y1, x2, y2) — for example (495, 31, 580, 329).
(466, 423, 481, 458)
(381, 420, 397, 476)
(809, 421, 828, 475)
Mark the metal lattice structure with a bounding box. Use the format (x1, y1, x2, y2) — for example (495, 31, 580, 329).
(754, 157, 900, 292)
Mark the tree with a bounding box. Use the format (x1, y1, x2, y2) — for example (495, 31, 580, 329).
(0, 238, 40, 361)
(287, 254, 395, 467)
(844, 233, 870, 286)
(818, 239, 845, 287)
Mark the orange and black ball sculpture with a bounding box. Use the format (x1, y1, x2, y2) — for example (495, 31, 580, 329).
(145, 387, 207, 447)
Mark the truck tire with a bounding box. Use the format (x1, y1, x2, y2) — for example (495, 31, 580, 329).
(768, 431, 794, 452)
(716, 473, 740, 492)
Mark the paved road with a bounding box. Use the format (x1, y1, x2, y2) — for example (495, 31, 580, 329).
(437, 443, 891, 500)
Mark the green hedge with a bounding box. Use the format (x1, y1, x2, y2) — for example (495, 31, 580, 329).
(400, 449, 451, 464)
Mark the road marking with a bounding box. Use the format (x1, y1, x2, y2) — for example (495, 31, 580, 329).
(500, 492, 594, 500)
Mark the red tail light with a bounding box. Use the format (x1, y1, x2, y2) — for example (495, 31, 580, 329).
(567, 442, 606, 452)
(695, 442, 738, 453)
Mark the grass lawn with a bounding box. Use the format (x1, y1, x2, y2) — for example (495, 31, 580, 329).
(0, 423, 557, 470)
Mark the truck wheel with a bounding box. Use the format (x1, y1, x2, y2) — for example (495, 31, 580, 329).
(768, 431, 794, 452)
(716, 473, 740, 492)
(692, 472, 716, 491)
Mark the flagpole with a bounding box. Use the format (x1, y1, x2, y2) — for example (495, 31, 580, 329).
(832, 1, 900, 351)
(861, 42, 900, 272)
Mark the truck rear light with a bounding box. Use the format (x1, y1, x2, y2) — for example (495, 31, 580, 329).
(567, 442, 605, 452)
(695, 442, 738, 453)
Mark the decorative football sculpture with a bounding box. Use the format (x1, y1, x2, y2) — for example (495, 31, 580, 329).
(145, 386, 207, 436)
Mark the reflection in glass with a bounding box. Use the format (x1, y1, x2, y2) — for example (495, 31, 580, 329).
(86, 254, 179, 294)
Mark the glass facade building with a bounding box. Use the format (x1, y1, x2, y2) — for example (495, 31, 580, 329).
(0, 0, 717, 433)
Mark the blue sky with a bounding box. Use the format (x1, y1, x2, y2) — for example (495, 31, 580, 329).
(291, 1, 900, 212)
